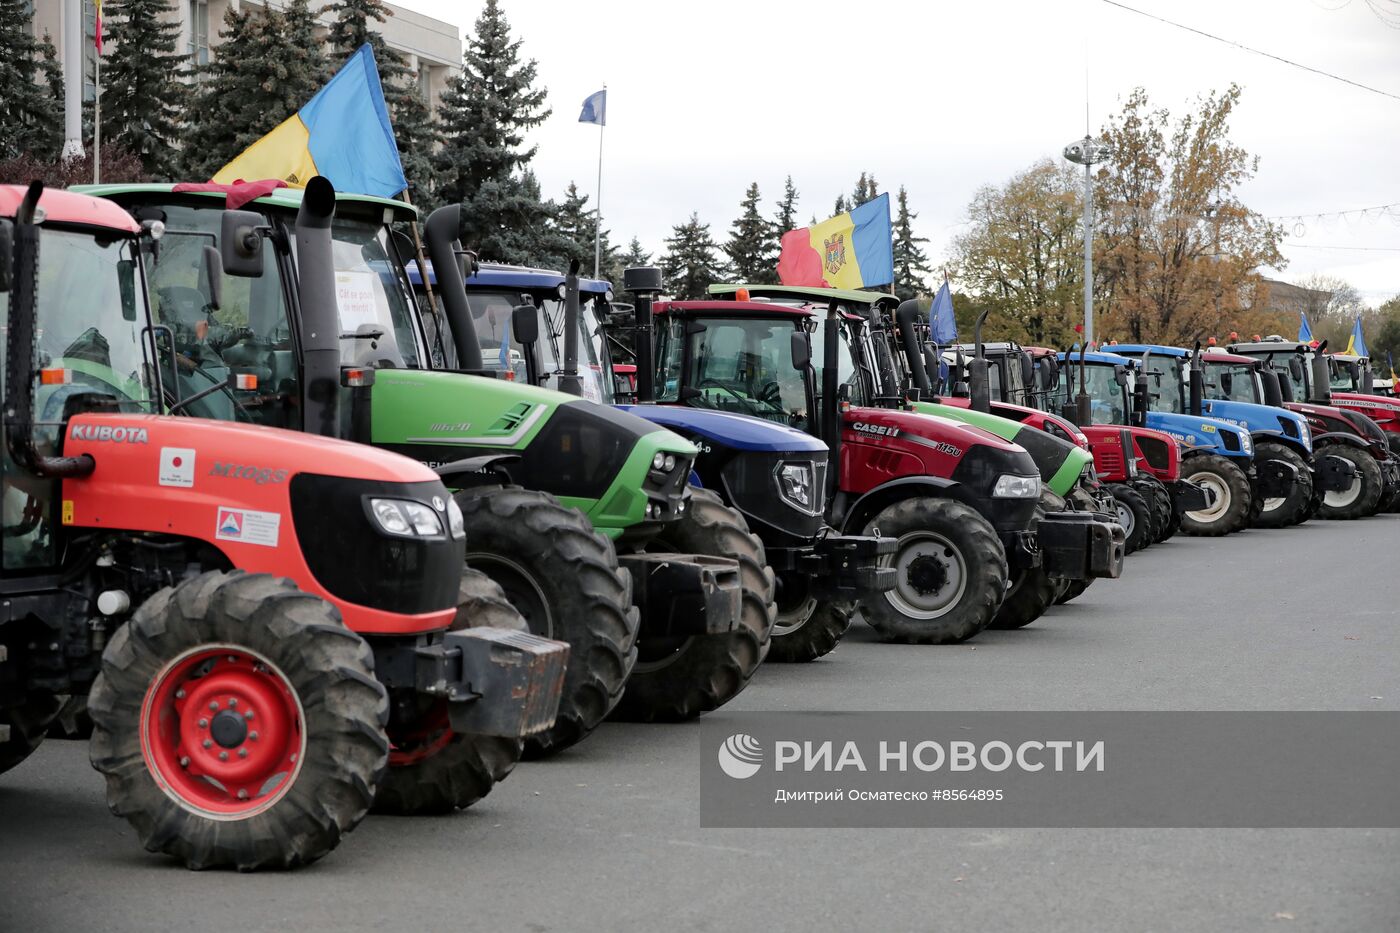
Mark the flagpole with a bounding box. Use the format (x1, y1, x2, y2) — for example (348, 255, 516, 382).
(400, 189, 437, 320)
(594, 84, 605, 281)
(93, 34, 101, 184)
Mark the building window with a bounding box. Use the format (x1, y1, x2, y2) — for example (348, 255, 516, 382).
(188, 0, 209, 67)
(418, 66, 432, 106)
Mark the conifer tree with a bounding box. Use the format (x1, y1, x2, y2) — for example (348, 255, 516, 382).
(891, 186, 932, 301)
(606, 236, 652, 288)
(100, 0, 188, 178)
(662, 213, 727, 299)
(326, 0, 437, 199)
(182, 1, 327, 179)
(0, 2, 64, 160)
(436, 0, 550, 254)
(773, 175, 800, 234)
(723, 182, 779, 284)
(553, 181, 617, 276)
(832, 194, 848, 216)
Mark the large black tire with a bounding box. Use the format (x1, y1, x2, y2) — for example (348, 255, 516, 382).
(609, 488, 775, 721)
(1055, 579, 1091, 605)
(1178, 454, 1252, 536)
(1106, 483, 1152, 554)
(88, 571, 390, 871)
(47, 695, 92, 739)
(767, 581, 852, 663)
(1316, 445, 1384, 520)
(1137, 477, 1175, 543)
(1055, 487, 1102, 605)
(458, 487, 637, 758)
(373, 568, 527, 815)
(857, 497, 1007, 644)
(1252, 441, 1314, 529)
(0, 694, 63, 775)
(990, 567, 1056, 629)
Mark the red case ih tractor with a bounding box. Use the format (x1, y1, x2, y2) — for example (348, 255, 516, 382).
(0, 183, 567, 870)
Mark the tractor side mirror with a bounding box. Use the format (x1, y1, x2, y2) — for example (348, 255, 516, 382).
(1113, 365, 1127, 386)
(1042, 356, 1059, 389)
(199, 246, 223, 312)
(1020, 351, 1033, 388)
(1288, 357, 1303, 381)
(790, 330, 812, 371)
(220, 210, 265, 278)
(1347, 361, 1360, 383)
(1220, 371, 1233, 394)
(510, 303, 539, 348)
(0, 219, 12, 293)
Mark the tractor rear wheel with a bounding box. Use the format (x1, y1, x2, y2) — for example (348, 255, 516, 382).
(88, 571, 389, 871)
(1252, 441, 1314, 529)
(768, 575, 852, 663)
(1106, 483, 1152, 554)
(1316, 445, 1383, 520)
(47, 696, 92, 739)
(458, 487, 637, 758)
(1178, 455, 1252, 536)
(858, 497, 1007, 644)
(609, 488, 775, 721)
(0, 694, 62, 775)
(373, 568, 526, 815)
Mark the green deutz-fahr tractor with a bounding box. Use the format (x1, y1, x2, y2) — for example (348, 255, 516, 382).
(81, 180, 774, 756)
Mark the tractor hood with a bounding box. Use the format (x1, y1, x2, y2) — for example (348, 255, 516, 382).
(615, 404, 826, 453)
(1197, 398, 1312, 453)
(1144, 411, 1253, 458)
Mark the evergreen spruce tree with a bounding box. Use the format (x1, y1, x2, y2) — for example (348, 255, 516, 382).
(773, 175, 800, 234)
(100, 0, 188, 178)
(606, 236, 652, 287)
(662, 213, 727, 299)
(182, 1, 327, 179)
(0, 2, 63, 160)
(326, 0, 437, 199)
(832, 194, 848, 216)
(552, 181, 615, 274)
(723, 182, 779, 284)
(436, 0, 550, 254)
(891, 186, 932, 301)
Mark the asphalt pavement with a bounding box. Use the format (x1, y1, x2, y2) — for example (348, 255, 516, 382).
(3, 514, 1397, 933)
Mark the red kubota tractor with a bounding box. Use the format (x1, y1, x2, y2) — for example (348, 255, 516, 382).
(0, 183, 567, 870)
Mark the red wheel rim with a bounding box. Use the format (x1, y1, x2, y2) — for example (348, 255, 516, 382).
(140, 645, 305, 819)
(388, 701, 453, 768)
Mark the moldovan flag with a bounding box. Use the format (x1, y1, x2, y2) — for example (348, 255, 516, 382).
(214, 44, 407, 198)
(777, 193, 894, 290)
(1344, 316, 1368, 357)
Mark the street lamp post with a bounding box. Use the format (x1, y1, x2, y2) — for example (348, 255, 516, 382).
(1063, 136, 1112, 346)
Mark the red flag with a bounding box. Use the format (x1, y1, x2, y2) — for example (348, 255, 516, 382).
(95, 0, 104, 53)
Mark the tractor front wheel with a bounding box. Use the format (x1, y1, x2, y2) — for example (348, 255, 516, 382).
(1252, 441, 1314, 529)
(609, 488, 775, 721)
(1106, 483, 1152, 554)
(1316, 445, 1384, 520)
(373, 568, 527, 815)
(458, 487, 637, 758)
(1178, 455, 1252, 537)
(88, 571, 389, 871)
(858, 497, 1007, 644)
(767, 574, 852, 663)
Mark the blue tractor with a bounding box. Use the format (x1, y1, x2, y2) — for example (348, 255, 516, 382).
(407, 253, 896, 663)
(1113, 344, 1312, 528)
(1056, 348, 1257, 536)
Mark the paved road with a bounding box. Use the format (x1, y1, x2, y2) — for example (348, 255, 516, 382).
(3, 515, 1398, 933)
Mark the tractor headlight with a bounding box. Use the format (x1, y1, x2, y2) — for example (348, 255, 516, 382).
(369, 498, 445, 538)
(446, 498, 466, 539)
(664, 453, 676, 472)
(1299, 421, 1312, 452)
(1240, 433, 1253, 454)
(992, 474, 1041, 499)
(653, 451, 679, 472)
(1126, 456, 1138, 477)
(775, 461, 814, 511)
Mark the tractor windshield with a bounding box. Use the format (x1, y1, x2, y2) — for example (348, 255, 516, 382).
(1205, 361, 1260, 403)
(4, 228, 152, 570)
(659, 314, 811, 427)
(1139, 354, 1185, 414)
(141, 203, 300, 428)
(1329, 357, 1360, 392)
(326, 218, 422, 371)
(1057, 362, 1129, 425)
(538, 292, 611, 404)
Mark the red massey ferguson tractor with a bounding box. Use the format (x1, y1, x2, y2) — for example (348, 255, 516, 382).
(0, 183, 567, 869)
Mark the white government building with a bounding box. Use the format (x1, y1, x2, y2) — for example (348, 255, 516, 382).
(29, 0, 463, 115)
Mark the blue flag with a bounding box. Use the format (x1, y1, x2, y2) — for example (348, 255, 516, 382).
(579, 89, 606, 126)
(930, 279, 957, 344)
(1298, 312, 1314, 344)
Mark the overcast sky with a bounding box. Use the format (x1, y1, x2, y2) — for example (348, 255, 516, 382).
(395, 0, 1399, 304)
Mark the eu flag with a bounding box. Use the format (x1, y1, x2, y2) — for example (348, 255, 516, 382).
(930, 279, 957, 344)
(579, 90, 607, 126)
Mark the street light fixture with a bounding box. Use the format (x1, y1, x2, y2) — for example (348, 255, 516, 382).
(1064, 136, 1113, 346)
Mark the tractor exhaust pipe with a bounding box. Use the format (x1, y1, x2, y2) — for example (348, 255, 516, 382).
(967, 308, 991, 412)
(1076, 341, 1091, 426)
(1188, 342, 1205, 417)
(822, 303, 842, 500)
(557, 260, 583, 397)
(294, 177, 342, 440)
(623, 266, 662, 403)
(895, 298, 931, 394)
(1310, 340, 1332, 404)
(2, 183, 95, 479)
(424, 204, 483, 372)
(1260, 353, 1283, 407)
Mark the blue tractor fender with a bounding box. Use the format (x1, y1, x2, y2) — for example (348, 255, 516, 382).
(833, 475, 963, 536)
